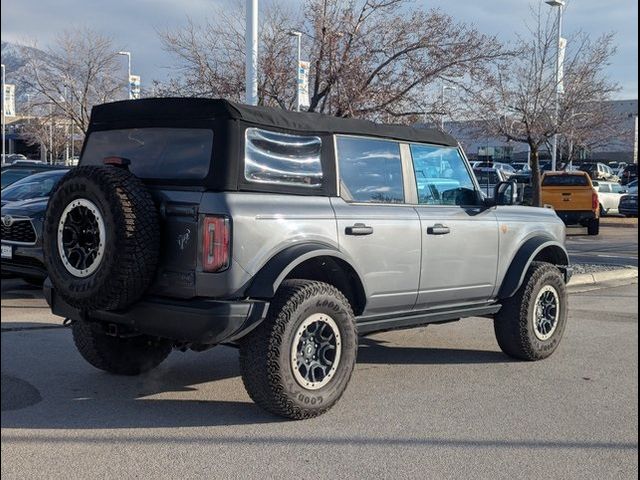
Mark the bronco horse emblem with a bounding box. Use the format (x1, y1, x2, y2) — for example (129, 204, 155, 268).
(177, 228, 191, 251)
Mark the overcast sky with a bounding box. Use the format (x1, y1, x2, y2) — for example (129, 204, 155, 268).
(1, 0, 637, 98)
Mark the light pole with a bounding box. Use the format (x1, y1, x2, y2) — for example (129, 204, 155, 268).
(245, 0, 259, 105)
(440, 84, 456, 131)
(1, 63, 5, 162)
(117, 51, 132, 99)
(288, 31, 302, 112)
(546, 0, 565, 171)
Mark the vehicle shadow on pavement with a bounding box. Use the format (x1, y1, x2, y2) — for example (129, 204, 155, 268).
(357, 337, 507, 365)
(1, 333, 286, 428)
(1, 279, 44, 300)
(1, 336, 509, 430)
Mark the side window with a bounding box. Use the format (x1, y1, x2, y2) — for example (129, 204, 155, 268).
(599, 184, 611, 193)
(244, 128, 323, 187)
(336, 136, 404, 204)
(410, 144, 478, 206)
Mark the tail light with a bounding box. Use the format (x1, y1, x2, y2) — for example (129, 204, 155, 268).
(592, 191, 599, 212)
(202, 216, 230, 272)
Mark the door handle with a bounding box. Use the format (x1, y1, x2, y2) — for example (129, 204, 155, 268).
(345, 223, 374, 236)
(427, 224, 451, 235)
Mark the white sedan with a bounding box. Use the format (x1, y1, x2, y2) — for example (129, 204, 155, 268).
(593, 181, 629, 215)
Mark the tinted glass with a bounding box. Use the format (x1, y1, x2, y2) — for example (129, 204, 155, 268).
(1, 170, 68, 201)
(1, 169, 38, 189)
(245, 128, 322, 187)
(82, 128, 213, 180)
(475, 171, 501, 185)
(337, 137, 404, 203)
(542, 175, 589, 187)
(411, 144, 477, 206)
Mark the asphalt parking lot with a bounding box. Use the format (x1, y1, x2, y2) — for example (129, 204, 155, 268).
(1, 273, 638, 479)
(566, 217, 638, 267)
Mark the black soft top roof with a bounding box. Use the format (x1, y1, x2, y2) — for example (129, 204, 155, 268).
(90, 98, 458, 147)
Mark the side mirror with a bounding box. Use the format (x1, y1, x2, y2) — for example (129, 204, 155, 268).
(494, 181, 518, 206)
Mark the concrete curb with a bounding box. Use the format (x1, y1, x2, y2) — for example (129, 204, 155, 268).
(568, 268, 638, 289)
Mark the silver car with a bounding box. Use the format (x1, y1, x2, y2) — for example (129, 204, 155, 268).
(41, 98, 572, 420)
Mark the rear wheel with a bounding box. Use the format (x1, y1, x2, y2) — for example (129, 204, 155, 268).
(494, 262, 568, 361)
(239, 280, 358, 419)
(72, 320, 172, 375)
(587, 218, 600, 236)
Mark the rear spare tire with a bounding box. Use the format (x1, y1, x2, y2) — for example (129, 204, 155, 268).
(43, 166, 160, 311)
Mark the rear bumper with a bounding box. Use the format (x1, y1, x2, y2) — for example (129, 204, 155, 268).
(555, 210, 597, 226)
(44, 281, 270, 345)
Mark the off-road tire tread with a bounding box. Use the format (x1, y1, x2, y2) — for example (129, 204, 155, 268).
(44, 166, 160, 311)
(72, 320, 172, 375)
(494, 262, 567, 361)
(239, 280, 357, 420)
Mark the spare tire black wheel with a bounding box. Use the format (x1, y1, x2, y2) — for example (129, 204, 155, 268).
(43, 165, 160, 311)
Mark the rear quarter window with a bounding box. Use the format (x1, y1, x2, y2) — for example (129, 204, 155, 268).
(542, 175, 590, 187)
(244, 128, 323, 187)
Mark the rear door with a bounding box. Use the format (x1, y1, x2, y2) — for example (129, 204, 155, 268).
(81, 127, 214, 299)
(409, 144, 499, 309)
(332, 136, 421, 315)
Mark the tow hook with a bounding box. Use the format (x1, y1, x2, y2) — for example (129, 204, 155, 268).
(62, 318, 75, 328)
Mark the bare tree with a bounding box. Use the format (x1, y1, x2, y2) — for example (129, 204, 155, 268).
(19, 28, 125, 136)
(559, 102, 631, 164)
(19, 105, 71, 162)
(465, 5, 619, 206)
(158, 0, 509, 121)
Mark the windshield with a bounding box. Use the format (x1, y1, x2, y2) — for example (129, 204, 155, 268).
(1, 170, 68, 202)
(1, 168, 42, 189)
(82, 128, 214, 180)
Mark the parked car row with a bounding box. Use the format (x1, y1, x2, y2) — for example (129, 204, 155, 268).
(1, 168, 70, 284)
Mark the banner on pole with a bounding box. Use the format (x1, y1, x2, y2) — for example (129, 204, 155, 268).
(2, 84, 16, 117)
(298, 61, 310, 108)
(557, 37, 567, 94)
(129, 75, 141, 100)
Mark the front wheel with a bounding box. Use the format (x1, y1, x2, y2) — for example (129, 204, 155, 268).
(239, 280, 358, 420)
(494, 262, 568, 361)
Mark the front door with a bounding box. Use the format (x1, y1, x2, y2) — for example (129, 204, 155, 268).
(408, 143, 500, 309)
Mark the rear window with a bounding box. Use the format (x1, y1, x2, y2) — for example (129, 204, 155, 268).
(475, 171, 500, 185)
(542, 175, 590, 187)
(81, 128, 213, 180)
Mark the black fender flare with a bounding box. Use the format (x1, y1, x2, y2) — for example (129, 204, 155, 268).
(498, 236, 570, 300)
(246, 242, 368, 300)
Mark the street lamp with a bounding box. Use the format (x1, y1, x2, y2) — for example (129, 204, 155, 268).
(245, 0, 259, 106)
(546, 0, 565, 171)
(1, 63, 5, 162)
(288, 31, 303, 112)
(440, 84, 457, 131)
(117, 51, 132, 99)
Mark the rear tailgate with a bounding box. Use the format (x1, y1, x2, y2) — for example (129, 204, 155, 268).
(542, 186, 593, 211)
(146, 188, 203, 299)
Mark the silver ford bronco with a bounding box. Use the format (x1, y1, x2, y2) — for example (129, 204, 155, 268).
(43, 99, 571, 419)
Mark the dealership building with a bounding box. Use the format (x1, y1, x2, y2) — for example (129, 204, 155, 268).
(440, 99, 638, 164)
